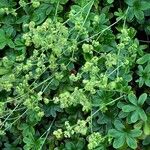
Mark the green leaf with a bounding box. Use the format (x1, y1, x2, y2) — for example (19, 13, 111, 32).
(122, 105, 136, 112)
(142, 136, 150, 145)
(0, 29, 14, 49)
(126, 136, 137, 149)
(107, 0, 114, 4)
(138, 65, 144, 73)
(108, 129, 121, 137)
(130, 129, 142, 137)
(137, 54, 150, 64)
(145, 79, 150, 87)
(114, 120, 125, 130)
(144, 64, 150, 72)
(138, 77, 144, 87)
(138, 93, 147, 106)
(44, 103, 62, 118)
(113, 136, 125, 149)
(125, 0, 133, 6)
(7, 39, 15, 48)
(131, 110, 139, 123)
(127, 7, 134, 21)
(60, 0, 69, 4)
(0, 0, 9, 7)
(0, 68, 9, 75)
(134, 10, 144, 20)
(141, 1, 150, 10)
(128, 94, 137, 105)
(119, 111, 128, 118)
(76, 138, 85, 149)
(139, 109, 147, 121)
(0, 42, 6, 49)
(0, 29, 7, 49)
(32, 4, 52, 24)
(65, 141, 75, 150)
(144, 121, 150, 135)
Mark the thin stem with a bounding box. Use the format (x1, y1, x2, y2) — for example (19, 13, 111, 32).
(91, 95, 125, 117)
(62, 0, 93, 25)
(78, 7, 129, 44)
(3, 109, 28, 132)
(139, 40, 150, 43)
(0, 103, 20, 129)
(39, 117, 56, 150)
(71, 0, 94, 59)
(107, 63, 123, 77)
(53, 1, 59, 22)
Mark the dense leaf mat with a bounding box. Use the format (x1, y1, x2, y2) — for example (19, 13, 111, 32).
(0, 0, 150, 149)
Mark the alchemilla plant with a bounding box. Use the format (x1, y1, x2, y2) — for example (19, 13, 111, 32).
(0, 0, 150, 149)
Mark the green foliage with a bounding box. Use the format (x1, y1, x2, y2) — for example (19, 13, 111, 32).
(0, 0, 150, 149)
(119, 93, 147, 123)
(109, 120, 142, 149)
(137, 54, 150, 87)
(0, 29, 14, 49)
(125, 0, 150, 21)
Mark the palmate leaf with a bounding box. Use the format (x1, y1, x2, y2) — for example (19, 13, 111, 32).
(18, 123, 35, 137)
(125, 0, 150, 21)
(31, 3, 53, 24)
(92, 90, 113, 107)
(127, 108, 147, 123)
(137, 64, 150, 87)
(44, 103, 63, 118)
(109, 121, 142, 149)
(121, 93, 147, 123)
(0, 29, 14, 49)
(23, 136, 43, 150)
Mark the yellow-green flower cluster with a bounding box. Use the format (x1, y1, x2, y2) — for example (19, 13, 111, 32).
(88, 132, 104, 150)
(53, 129, 63, 139)
(105, 53, 117, 68)
(82, 43, 93, 54)
(23, 19, 69, 57)
(54, 87, 91, 112)
(53, 119, 88, 139)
